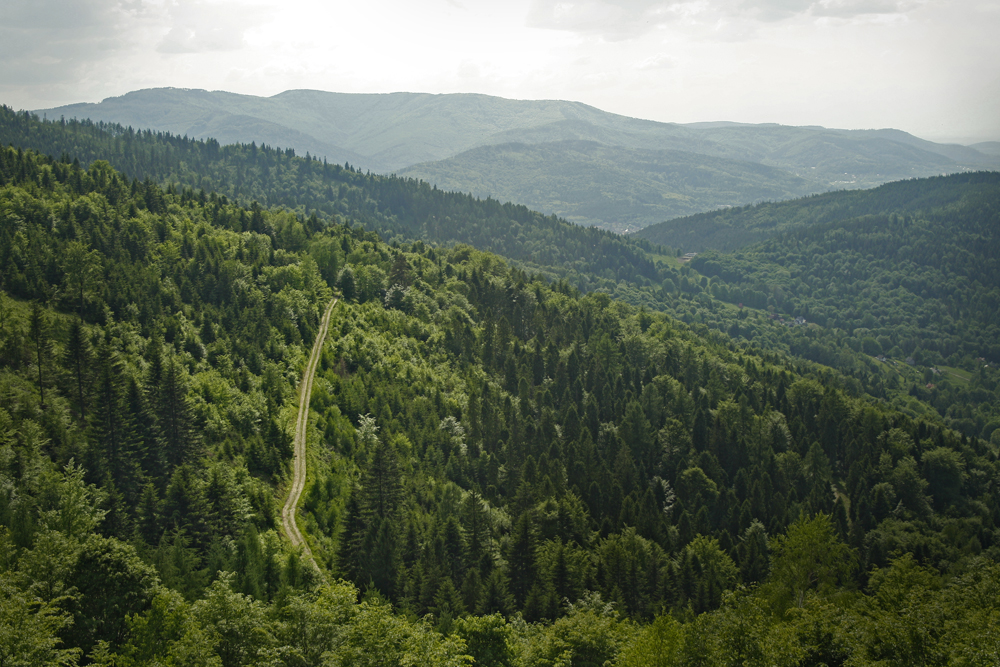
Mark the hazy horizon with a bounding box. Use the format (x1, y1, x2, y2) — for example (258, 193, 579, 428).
(3, 0, 998, 145)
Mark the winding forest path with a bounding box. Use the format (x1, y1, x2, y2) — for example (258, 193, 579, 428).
(281, 297, 337, 573)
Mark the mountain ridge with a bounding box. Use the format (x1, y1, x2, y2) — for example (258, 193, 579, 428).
(35, 87, 1000, 229)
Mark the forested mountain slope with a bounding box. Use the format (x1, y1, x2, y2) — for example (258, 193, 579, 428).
(635, 171, 1000, 252)
(628, 171, 1000, 443)
(687, 175, 1000, 437)
(0, 106, 665, 289)
(2, 145, 1000, 665)
(36, 88, 1000, 229)
(399, 140, 816, 233)
(38, 88, 998, 181)
(4, 106, 999, 444)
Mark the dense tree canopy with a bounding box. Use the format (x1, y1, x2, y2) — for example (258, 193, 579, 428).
(1, 126, 998, 665)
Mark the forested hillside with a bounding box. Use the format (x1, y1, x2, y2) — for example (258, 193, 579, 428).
(688, 176, 1000, 361)
(4, 104, 998, 458)
(635, 171, 1000, 252)
(0, 106, 666, 290)
(399, 140, 815, 233)
(2, 144, 1000, 665)
(680, 174, 1000, 443)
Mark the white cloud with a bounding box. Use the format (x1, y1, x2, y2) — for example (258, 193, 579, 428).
(810, 0, 921, 17)
(524, 0, 923, 39)
(157, 1, 269, 54)
(636, 53, 676, 69)
(526, 0, 677, 40)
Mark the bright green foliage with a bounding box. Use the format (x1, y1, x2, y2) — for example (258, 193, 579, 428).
(766, 514, 855, 611)
(101, 588, 219, 667)
(5, 105, 999, 445)
(0, 574, 79, 666)
(845, 555, 1000, 666)
(515, 594, 634, 667)
(61, 240, 101, 316)
(319, 591, 472, 667)
(614, 614, 683, 667)
(453, 613, 515, 667)
(0, 106, 666, 297)
(274, 583, 357, 666)
(99, 578, 474, 667)
(675, 536, 739, 614)
(191, 575, 274, 667)
(688, 590, 803, 667)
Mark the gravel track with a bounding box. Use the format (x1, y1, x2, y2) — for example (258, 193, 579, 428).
(281, 297, 337, 573)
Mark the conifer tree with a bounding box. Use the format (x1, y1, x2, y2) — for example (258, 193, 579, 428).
(89, 341, 142, 500)
(28, 301, 51, 409)
(157, 357, 199, 471)
(136, 483, 162, 545)
(507, 512, 534, 607)
(126, 376, 160, 480)
(341, 416, 403, 596)
(64, 317, 92, 420)
(61, 240, 101, 316)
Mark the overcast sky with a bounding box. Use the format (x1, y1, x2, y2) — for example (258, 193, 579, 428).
(1, 0, 997, 143)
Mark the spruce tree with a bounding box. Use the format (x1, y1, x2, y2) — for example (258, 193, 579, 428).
(157, 357, 198, 471)
(28, 302, 51, 409)
(64, 317, 92, 420)
(88, 341, 142, 500)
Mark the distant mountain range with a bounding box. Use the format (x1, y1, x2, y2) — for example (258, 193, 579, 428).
(37, 88, 1000, 231)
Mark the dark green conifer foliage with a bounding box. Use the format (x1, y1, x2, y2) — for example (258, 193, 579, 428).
(156, 357, 199, 471)
(135, 483, 162, 545)
(28, 301, 51, 409)
(738, 520, 770, 584)
(65, 535, 158, 656)
(162, 465, 209, 545)
(64, 317, 92, 420)
(339, 266, 356, 301)
(508, 513, 535, 607)
(88, 341, 141, 499)
(156, 527, 208, 601)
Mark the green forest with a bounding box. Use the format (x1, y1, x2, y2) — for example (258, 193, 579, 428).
(1, 112, 1000, 665)
(0, 107, 664, 289)
(650, 173, 1000, 444)
(634, 173, 999, 253)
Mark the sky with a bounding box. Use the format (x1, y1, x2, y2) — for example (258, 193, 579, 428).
(1, 0, 997, 144)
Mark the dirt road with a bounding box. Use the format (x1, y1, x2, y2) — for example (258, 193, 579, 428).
(281, 297, 337, 572)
